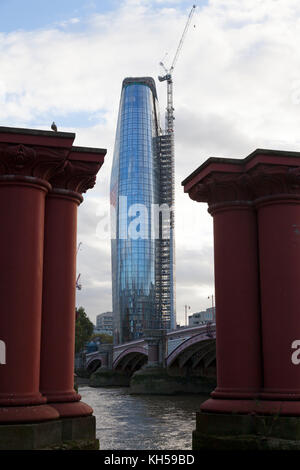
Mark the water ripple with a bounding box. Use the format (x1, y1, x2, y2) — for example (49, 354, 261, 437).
(79, 386, 208, 450)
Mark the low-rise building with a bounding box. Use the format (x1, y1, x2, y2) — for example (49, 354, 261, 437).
(95, 311, 113, 336)
(188, 307, 216, 326)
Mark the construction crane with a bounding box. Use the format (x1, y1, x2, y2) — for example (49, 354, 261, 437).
(76, 273, 82, 291)
(76, 242, 82, 291)
(156, 5, 196, 330)
(158, 4, 196, 134)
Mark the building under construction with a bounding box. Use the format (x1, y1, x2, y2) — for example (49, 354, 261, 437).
(110, 77, 175, 344)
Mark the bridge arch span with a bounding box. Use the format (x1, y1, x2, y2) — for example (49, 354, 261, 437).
(167, 332, 216, 375)
(87, 359, 102, 373)
(113, 346, 148, 374)
(86, 353, 102, 373)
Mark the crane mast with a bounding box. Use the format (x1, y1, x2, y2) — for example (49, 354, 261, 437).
(156, 5, 196, 331)
(158, 4, 196, 134)
(76, 242, 82, 290)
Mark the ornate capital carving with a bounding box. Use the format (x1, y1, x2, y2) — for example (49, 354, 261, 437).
(49, 160, 102, 194)
(188, 165, 300, 207)
(249, 165, 300, 199)
(0, 143, 68, 180)
(189, 173, 253, 205)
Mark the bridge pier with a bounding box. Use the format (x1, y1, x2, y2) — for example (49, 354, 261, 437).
(130, 329, 177, 394)
(183, 149, 300, 450)
(144, 329, 166, 367)
(98, 344, 114, 369)
(0, 127, 106, 449)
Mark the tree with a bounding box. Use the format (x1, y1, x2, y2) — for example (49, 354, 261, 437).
(91, 333, 113, 344)
(75, 306, 94, 353)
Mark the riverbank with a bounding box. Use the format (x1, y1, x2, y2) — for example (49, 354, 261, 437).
(88, 367, 216, 394)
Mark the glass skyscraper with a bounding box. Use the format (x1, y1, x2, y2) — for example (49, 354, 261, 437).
(110, 77, 175, 344)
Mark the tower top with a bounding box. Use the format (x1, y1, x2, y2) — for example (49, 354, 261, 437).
(122, 77, 157, 99)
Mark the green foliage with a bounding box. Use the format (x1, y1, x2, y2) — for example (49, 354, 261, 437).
(75, 306, 94, 353)
(91, 333, 113, 344)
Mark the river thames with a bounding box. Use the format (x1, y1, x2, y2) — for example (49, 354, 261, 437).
(79, 385, 208, 450)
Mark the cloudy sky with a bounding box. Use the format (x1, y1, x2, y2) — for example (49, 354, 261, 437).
(1, 0, 300, 325)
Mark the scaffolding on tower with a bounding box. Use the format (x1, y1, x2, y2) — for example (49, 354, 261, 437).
(156, 5, 196, 330)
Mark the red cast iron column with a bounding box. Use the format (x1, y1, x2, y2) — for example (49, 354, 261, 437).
(40, 148, 106, 418)
(183, 149, 300, 450)
(183, 166, 262, 413)
(0, 129, 72, 423)
(253, 163, 300, 414)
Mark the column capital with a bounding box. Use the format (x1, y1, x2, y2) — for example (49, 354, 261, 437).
(0, 128, 107, 195)
(249, 164, 300, 201)
(0, 143, 68, 181)
(182, 148, 300, 209)
(49, 160, 100, 194)
(49, 146, 106, 195)
(189, 173, 253, 206)
(0, 126, 76, 182)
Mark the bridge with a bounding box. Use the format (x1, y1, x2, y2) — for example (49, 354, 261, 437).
(84, 323, 216, 379)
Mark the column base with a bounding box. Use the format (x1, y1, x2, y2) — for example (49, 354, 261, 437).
(50, 401, 93, 418)
(0, 415, 98, 450)
(42, 390, 81, 403)
(0, 404, 59, 423)
(211, 387, 260, 400)
(260, 390, 300, 400)
(201, 398, 300, 415)
(0, 392, 47, 406)
(193, 411, 300, 450)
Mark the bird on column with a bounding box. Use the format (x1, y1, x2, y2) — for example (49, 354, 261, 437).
(51, 121, 58, 132)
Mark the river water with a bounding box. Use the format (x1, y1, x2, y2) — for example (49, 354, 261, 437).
(79, 385, 208, 450)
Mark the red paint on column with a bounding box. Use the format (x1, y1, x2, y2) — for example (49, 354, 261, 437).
(257, 196, 300, 400)
(182, 149, 300, 416)
(182, 159, 263, 414)
(0, 128, 106, 424)
(40, 190, 82, 405)
(40, 150, 106, 418)
(210, 203, 262, 400)
(0, 178, 58, 422)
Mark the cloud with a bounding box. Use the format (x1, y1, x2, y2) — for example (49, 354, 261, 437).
(2, 0, 300, 323)
(56, 17, 80, 28)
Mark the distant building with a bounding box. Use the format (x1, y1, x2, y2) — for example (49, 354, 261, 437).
(95, 312, 113, 336)
(188, 307, 216, 326)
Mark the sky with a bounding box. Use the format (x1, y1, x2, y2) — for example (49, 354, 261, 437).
(1, 0, 300, 325)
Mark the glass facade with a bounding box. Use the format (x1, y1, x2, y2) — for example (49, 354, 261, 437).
(111, 77, 175, 344)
